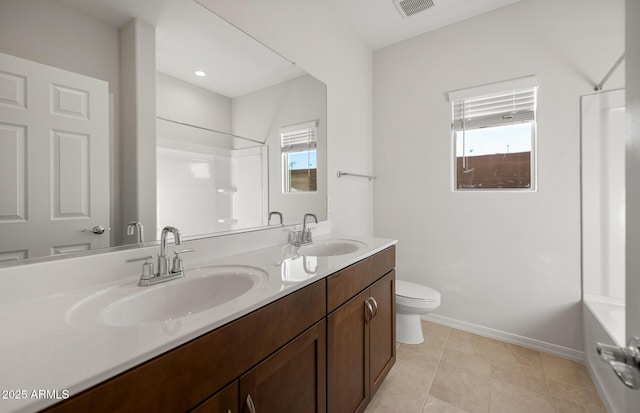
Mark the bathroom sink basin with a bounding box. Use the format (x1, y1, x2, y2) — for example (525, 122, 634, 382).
(68, 265, 267, 327)
(297, 239, 366, 257)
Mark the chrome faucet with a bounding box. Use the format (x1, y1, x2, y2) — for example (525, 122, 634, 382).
(291, 213, 318, 246)
(126, 221, 144, 243)
(268, 211, 283, 225)
(302, 213, 318, 236)
(159, 226, 182, 276)
(127, 226, 194, 287)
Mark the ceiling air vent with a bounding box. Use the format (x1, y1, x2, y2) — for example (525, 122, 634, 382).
(393, 0, 436, 18)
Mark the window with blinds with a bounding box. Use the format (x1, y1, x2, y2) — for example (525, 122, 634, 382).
(448, 76, 538, 190)
(280, 120, 318, 193)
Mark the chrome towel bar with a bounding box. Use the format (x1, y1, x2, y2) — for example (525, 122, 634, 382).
(336, 171, 377, 181)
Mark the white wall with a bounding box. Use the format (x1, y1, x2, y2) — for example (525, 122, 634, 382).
(373, 0, 624, 352)
(200, 0, 374, 235)
(156, 72, 232, 134)
(0, 0, 118, 92)
(119, 19, 157, 243)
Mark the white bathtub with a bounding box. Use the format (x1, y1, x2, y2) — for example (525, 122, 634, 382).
(585, 295, 625, 347)
(583, 296, 636, 413)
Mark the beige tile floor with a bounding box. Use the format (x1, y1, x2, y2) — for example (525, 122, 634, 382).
(365, 321, 607, 413)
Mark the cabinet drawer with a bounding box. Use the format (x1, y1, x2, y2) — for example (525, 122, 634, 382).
(47, 279, 326, 413)
(327, 246, 395, 313)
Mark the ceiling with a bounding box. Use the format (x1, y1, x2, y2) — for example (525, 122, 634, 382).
(57, 0, 303, 98)
(327, 0, 521, 50)
(56, 0, 521, 95)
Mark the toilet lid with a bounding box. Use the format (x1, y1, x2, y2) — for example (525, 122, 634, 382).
(396, 280, 441, 302)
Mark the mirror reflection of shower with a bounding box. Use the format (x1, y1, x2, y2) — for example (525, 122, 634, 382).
(156, 117, 268, 239)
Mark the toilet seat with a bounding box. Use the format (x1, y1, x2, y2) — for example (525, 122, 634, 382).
(396, 280, 441, 303)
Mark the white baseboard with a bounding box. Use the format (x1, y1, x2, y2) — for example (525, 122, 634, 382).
(421, 313, 585, 362)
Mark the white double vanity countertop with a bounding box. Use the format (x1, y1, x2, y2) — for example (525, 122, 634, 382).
(0, 232, 396, 413)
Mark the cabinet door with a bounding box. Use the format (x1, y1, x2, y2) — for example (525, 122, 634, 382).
(192, 381, 238, 413)
(369, 270, 396, 397)
(239, 320, 326, 413)
(327, 289, 371, 413)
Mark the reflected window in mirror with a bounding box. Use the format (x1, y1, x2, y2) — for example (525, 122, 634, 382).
(281, 121, 318, 192)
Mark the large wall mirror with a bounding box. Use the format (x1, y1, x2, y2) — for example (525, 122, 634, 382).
(0, 0, 327, 265)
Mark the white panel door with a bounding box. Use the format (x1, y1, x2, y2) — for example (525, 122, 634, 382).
(626, 101, 640, 411)
(626, 2, 640, 411)
(626, 85, 640, 409)
(0, 52, 109, 262)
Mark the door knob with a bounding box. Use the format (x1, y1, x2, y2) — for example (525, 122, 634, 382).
(597, 337, 640, 389)
(83, 225, 108, 235)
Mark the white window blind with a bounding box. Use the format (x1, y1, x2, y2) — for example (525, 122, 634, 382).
(449, 76, 538, 131)
(280, 120, 318, 152)
(452, 88, 537, 131)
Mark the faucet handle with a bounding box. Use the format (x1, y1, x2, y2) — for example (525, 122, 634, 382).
(127, 255, 154, 280)
(126, 255, 153, 263)
(174, 248, 195, 255)
(303, 228, 313, 243)
(289, 229, 303, 246)
(172, 249, 195, 273)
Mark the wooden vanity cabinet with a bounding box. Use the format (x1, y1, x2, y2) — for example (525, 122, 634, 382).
(327, 247, 396, 413)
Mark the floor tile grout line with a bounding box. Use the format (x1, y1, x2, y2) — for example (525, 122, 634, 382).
(419, 327, 478, 413)
(537, 351, 559, 413)
(488, 340, 495, 413)
(493, 342, 560, 412)
(419, 325, 452, 413)
(397, 342, 429, 413)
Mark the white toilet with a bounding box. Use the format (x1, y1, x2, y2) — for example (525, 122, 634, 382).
(395, 280, 441, 344)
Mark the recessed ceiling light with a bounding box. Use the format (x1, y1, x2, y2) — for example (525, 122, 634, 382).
(194, 70, 207, 77)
